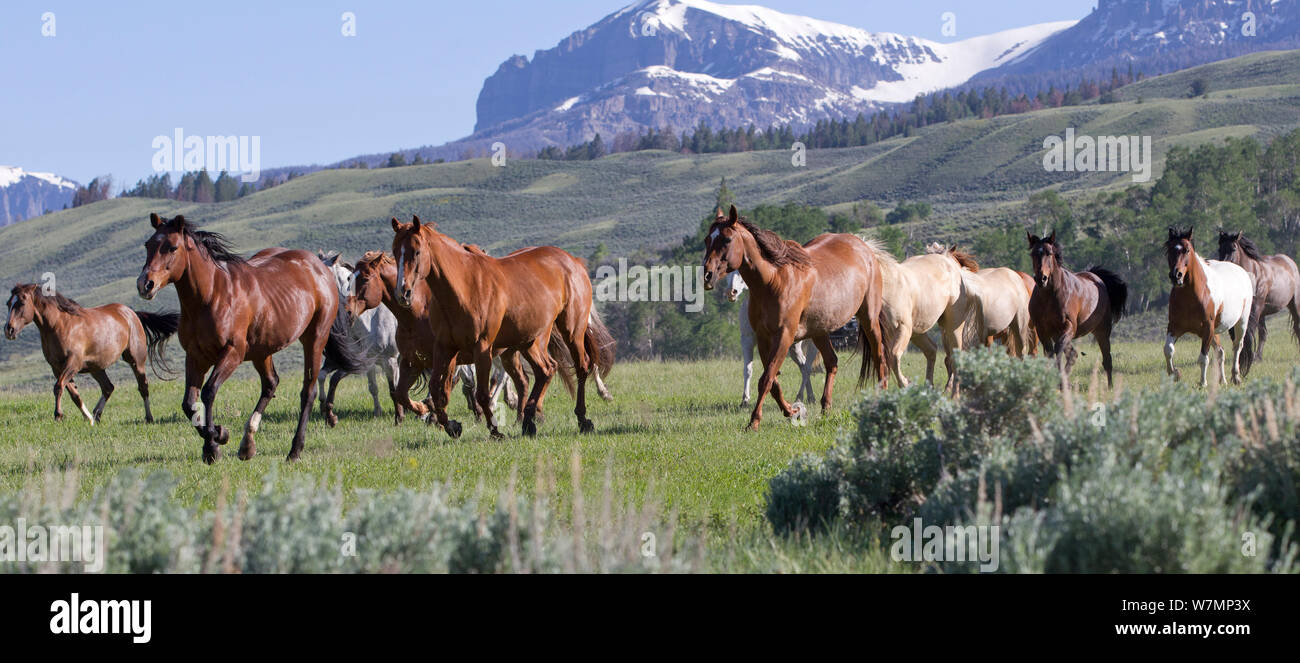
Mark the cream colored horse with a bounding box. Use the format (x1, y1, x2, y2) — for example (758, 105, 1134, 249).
(940, 252, 1033, 357)
(872, 242, 984, 390)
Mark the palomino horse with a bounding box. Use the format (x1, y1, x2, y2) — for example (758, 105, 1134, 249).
(1165, 227, 1255, 386)
(701, 206, 888, 430)
(989, 271, 1039, 355)
(318, 251, 401, 424)
(5, 284, 178, 423)
(874, 244, 983, 391)
(1217, 231, 1300, 362)
(722, 271, 820, 406)
(927, 245, 1032, 358)
(1027, 231, 1127, 387)
(345, 250, 527, 426)
(137, 213, 366, 463)
(391, 216, 614, 438)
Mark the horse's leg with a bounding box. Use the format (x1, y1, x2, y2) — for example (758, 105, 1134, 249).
(323, 370, 347, 427)
(1057, 327, 1077, 389)
(741, 328, 755, 406)
(124, 347, 153, 423)
(1096, 325, 1115, 389)
(789, 340, 810, 402)
(473, 350, 505, 439)
(65, 378, 95, 424)
(50, 367, 66, 422)
(1289, 296, 1300, 352)
(367, 363, 384, 417)
(810, 335, 838, 411)
(748, 329, 794, 431)
(1197, 330, 1214, 388)
(239, 356, 279, 461)
(939, 321, 963, 395)
(459, 366, 484, 422)
(427, 345, 462, 439)
(913, 332, 938, 386)
(1255, 305, 1268, 362)
(1164, 331, 1181, 381)
(199, 348, 243, 463)
(561, 325, 594, 434)
(801, 342, 818, 402)
(316, 368, 330, 415)
(88, 369, 114, 423)
(521, 336, 557, 437)
(1230, 318, 1246, 385)
(487, 360, 507, 424)
(502, 351, 528, 422)
(289, 329, 327, 462)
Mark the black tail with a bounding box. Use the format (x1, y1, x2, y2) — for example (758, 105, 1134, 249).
(1240, 300, 1261, 377)
(134, 310, 180, 380)
(322, 309, 370, 375)
(585, 310, 616, 379)
(1088, 266, 1128, 323)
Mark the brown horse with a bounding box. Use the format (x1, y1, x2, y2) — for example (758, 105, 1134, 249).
(702, 205, 889, 430)
(1217, 231, 1300, 362)
(391, 216, 613, 438)
(1027, 231, 1127, 387)
(5, 284, 178, 423)
(137, 213, 366, 463)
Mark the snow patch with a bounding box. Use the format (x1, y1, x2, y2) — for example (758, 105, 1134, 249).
(0, 165, 77, 190)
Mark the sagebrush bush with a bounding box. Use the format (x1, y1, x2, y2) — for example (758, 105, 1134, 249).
(765, 348, 1300, 573)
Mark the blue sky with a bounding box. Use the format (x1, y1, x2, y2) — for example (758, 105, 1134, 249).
(1, 0, 1096, 186)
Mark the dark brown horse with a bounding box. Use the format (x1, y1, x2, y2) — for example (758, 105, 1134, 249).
(702, 205, 889, 430)
(5, 284, 178, 423)
(391, 216, 613, 438)
(1217, 231, 1300, 361)
(137, 213, 366, 463)
(1027, 231, 1127, 387)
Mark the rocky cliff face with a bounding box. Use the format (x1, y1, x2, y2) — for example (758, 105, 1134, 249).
(0, 166, 77, 226)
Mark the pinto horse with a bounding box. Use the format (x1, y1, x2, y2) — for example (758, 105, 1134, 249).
(391, 216, 614, 438)
(1217, 231, 1300, 362)
(1027, 231, 1127, 387)
(701, 205, 888, 430)
(5, 284, 178, 423)
(1165, 227, 1255, 386)
(137, 213, 366, 463)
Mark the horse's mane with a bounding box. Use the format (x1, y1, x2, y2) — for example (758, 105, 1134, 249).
(358, 250, 394, 268)
(736, 218, 812, 269)
(462, 244, 490, 257)
(15, 285, 83, 315)
(1234, 235, 1264, 261)
(926, 243, 979, 271)
(1165, 226, 1196, 256)
(165, 215, 246, 264)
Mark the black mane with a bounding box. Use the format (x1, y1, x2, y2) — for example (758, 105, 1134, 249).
(13, 284, 83, 315)
(165, 215, 246, 264)
(1220, 233, 1264, 261)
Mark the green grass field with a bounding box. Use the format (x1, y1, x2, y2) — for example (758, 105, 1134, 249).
(3, 336, 1295, 528)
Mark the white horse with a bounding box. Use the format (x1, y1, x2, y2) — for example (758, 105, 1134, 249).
(319, 252, 401, 422)
(723, 271, 819, 406)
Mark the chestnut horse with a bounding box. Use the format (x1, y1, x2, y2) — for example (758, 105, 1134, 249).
(701, 206, 888, 430)
(1217, 231, 1300, 362)
(391, 216, 614, 438)
(137, 213, 366, 463)
(1027, 231, 1127, 387)
(1165, 227, 1255, 386)
(5, 284, 178, 423)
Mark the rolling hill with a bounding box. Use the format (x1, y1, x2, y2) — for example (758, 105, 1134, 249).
(1, 50, 1298, 386)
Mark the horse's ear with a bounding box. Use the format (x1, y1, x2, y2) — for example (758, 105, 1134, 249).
(1046, 230, 1056, 244)
(391, 217, 402, 233)
(149, 212, 163, 229)
(1026, 231, 1039, 247)
(1168, 227, 1177, 239)
(727, 205, 739, 225)
(412, 215, 421, 230)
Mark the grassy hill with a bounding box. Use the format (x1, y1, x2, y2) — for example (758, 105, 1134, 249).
(1, 50, 1298, 386)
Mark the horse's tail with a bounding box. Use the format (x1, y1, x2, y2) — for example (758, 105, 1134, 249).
(1088, 266, 1128, 323)
(134, 310, 180, 380)
(322, 306, 370, 375)
(858, 311, 893, 388)
(1240, 285, 1260, 377)
(958, 271, 987, 350)
(548, 329, 577, 397)
(585, 309, 616, 379)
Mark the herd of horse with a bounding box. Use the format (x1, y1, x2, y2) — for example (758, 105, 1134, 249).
(4, 205, 1299, 463)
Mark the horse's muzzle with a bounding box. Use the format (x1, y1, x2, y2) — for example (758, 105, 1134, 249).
(1170, 271, 1185, 287)
(137, 274, 157, 300)
(397, 289, 413, 308)
(725, 291, 739, 302)
(702, 271, 716, 291)
(3, 324, 14, 340)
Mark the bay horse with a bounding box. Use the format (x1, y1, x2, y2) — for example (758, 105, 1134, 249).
(1027, 231, 1127, 387)
(5, 284, 178, 423)
(1165, 227, 1255, 386)
(701, 205, 889, 430)
(873, 244, 983, 391)
(1217, 231, 1300, 362)
(722, 271, 820, 406)
(391, 216, 614, 438)
(137, 213, 366, 463)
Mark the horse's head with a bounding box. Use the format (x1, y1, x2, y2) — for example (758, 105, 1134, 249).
(722, 270, 748, 302)
(347, 252, 392, 319)
(317, 250, 355, 304)
(1166, 226, 1196, 288)
(4, 284, 36, 340)
(390, 215, 435, 308)
(139, 213, 190, 299)
(1027, 230, 1060, 288)
(702, 205, 745, 291)
(1216, 230, 1244, 262)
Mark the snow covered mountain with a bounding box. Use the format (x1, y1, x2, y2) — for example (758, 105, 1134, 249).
(462, 0, 1073, 154)
(0, 166, 78, 226)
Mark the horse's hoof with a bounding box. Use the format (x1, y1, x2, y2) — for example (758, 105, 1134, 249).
(145, 415, 154, 424)
(746, 420, 761, 432)
(238, 437, 256, 461)
(53, 414, 63, 422)
(214, 425, 230, 445)
(522, 419, 537, 437)
(446, 420, 463, 439)
(325, 412, 338, 428)
(202, 443, 221, 465)
(489, 429, 505, 440)
(579, 419, 594, 434)
(285, 452, 300, 463)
